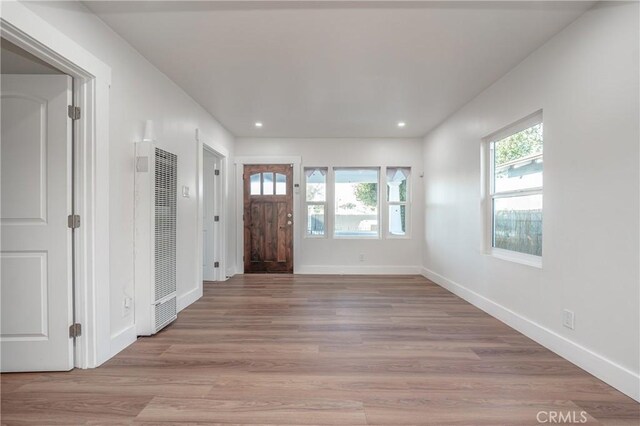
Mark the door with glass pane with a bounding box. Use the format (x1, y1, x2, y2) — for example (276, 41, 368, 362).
(243, 164, 293, 273)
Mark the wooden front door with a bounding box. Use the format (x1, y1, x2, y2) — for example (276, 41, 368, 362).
(244, 164, 293, 273)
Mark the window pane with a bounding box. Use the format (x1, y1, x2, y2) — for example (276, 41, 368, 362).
(250, 173, 261, 195)
(275, 173, 287, 195)
(493, 123, 543, 193)
(388, 204, 406, 236)
(387, 167, 409, 202)
(262, 172, 274, 195)
(305, 168, 326, 202)
(306, 204, 325, 236)
(493, 194, 542, 256)
(334, 169, 378, 237)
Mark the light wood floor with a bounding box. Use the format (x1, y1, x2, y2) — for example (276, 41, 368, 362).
(2, 275, 638, 425)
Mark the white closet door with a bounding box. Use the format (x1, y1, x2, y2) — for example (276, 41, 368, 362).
(1, 74, 74, 372)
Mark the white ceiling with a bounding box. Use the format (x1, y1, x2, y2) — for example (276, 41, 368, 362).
(85, 1, 593, 138)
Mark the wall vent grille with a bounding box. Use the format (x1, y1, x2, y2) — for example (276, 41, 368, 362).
(155, 296, 177, 331)
(154, 148, 177, 302)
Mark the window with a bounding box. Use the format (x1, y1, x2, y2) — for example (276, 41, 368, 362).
(487, 114, 543, 260)
(250, 172, 287, 196)
(304, 166, 411, 239)
(304, 168, 327, 236)
(334, 168, 379, 238)
(386, 167, 410, 237)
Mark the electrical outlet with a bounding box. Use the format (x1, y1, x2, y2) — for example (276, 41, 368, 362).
(562, 309, 575, 330)
(359, 253, 365, 262)
(123, 296, 132, 317)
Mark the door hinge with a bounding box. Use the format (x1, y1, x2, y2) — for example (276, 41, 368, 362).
(214, 215, 220, 222)
(68, 105, 81, 120)
(69, 323, 82, 338)
(214, 261, 220, 268)
(68, 214, 81, 229)
(214, 169, 220, 176)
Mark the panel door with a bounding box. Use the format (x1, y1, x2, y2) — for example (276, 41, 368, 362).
(244, 164, 293, 273)
(1, 74, 74, 371)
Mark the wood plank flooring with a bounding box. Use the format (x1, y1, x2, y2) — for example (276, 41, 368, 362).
(2, 275, 638, 425)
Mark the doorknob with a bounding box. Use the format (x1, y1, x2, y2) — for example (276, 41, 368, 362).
(287, 220, 292, 225)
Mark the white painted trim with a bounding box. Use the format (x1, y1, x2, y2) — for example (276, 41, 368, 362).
(1, 1, 112, 368)
(177, 286, 202, 312)
(109, 325, 136, 358)
(298, 265, 422, 275)
(235, 156, 302, 274)
(199, 136, 229, 282)
(420, 267, 640, 402)
(191, 133, 230, 313)
(204, 145, 228, 281)
(196, 138, 204, 291)
(489, 248, 542, 268)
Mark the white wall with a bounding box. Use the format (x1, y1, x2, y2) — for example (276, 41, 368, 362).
(421, 2, 639, 400)
(236, 138, 424, 274)
(22, 1, 236, 357)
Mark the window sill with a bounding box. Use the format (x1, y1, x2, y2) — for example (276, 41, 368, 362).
(386, 234, 411, 240)
(333, 235, 381, 240)
(304, 234, 327, 239)
(489, 248, 542, 269)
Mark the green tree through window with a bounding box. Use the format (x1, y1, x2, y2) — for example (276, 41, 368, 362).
(355, 180, 407, 232)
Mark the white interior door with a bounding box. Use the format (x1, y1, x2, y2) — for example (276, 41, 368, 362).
(1, 74, 74, 372)
(202, 153, 216, 281)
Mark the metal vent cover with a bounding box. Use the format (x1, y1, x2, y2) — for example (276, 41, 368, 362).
(155, 296, 177, 331)
(154, 148, 177, 302)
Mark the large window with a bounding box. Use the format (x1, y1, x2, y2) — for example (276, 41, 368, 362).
(304, 166, 411, 239)
(488, 114, 543, 259)
(334, 168, 379, 238)
(304, 168, 327, 237)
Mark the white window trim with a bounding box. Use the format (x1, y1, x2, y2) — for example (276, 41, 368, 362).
(482, 110, 543, 267)
(303, 167, 329, 239)
(333, 167, 381, 240)
(385, 166, 412, 239)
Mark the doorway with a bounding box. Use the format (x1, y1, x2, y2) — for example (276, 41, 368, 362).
(1, 3, 111, 369)
(243, 164, 294, 273)
(202, 147, 223, 282)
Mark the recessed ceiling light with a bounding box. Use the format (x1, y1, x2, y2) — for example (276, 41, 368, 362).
(255, 122, 263, 128)
(397, 122, 406, 128)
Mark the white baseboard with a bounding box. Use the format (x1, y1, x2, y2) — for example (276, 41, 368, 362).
(109, 324, 136, 358)
(296, 265, 422, 275)
(177, 286, 202, 312)
(421, 267, 640, 402)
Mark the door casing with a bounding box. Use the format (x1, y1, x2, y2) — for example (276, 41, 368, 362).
(202, 147, 224, 282)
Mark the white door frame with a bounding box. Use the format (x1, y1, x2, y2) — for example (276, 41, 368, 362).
(1, 2, 112, 368)
(234, 156, 301, 274)
(202, 146, 224, 282)
(196, 135, 229, 290)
